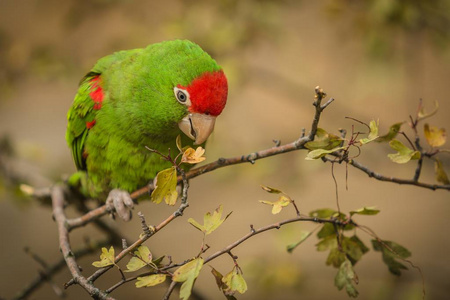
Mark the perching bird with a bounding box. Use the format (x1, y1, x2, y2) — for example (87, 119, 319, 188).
(66, 40, 228, 220)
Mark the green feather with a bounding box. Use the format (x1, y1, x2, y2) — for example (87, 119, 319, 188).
(66, 40, 222, 198)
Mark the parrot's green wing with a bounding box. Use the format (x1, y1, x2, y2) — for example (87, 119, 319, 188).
(66, 49, 142, 170)
(66, 71, 101, 170)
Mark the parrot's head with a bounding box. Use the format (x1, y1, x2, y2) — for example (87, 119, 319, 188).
(174, 70, 228, 145)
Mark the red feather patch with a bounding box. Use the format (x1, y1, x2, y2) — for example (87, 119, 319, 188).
(179, 70, 228, 116)
(89, 76, 104, 110)
(86, 120, 96, 129)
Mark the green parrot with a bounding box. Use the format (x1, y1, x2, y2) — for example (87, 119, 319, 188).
(66, 40, 228, 220)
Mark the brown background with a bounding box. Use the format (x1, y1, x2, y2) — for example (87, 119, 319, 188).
(0, 1, 449, 299)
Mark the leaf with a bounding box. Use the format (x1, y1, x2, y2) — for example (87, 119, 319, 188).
(151, 166, 178, 205)
(372, 239, 411, 276)
(125, 245, 153, 272)
(259, 195, 292, 214)
(176, 135, 183, 152)
(181, 147, 206, 164)
(287, 231, 312, 253)
(359, 119, 379, 145)
(260, 185, 283, 194)
(305, 147, 345, 160)
(418, 100, 439, 121)
(92, 246, 115, 268)
(210, 267, 238, 300)
(188, 204, 232, 235)
(222, 268, 248, 294)
(316, 235, 338, 252)
(309, 208, 339, 219)
(435, 158, 450, 185)
(424, 123, 446, 147)
(376, 122, 404, 143)
(135, 274, 167, 288)
(305, 128, 343, 150)
(173, 258, 204, 300)
(317, 223, 337, 238)
(349, 206, 380, 217)
(387, 139, 421, 164)
(335, 258, 359, 297)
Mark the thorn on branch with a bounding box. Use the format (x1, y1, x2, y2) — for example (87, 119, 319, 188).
(273, 139, 281, 147)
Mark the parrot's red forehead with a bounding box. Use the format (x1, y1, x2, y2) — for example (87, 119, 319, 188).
(178, 70, 228, 116)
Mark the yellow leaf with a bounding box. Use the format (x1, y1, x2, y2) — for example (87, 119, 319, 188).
(151, 167, 178, 205)
(188, 205, 232, 235)
(387, 140, 421, 164)
(259, 195, 292, 214)
(305, 128, 343, 150)
(305, 147, 345, 160)
(173, 258, 204, 300)
(222, 268, 248, 294)
(181, 147, 206, 164)
(135, 274, 167, 288)
(125, 246, 153, 272)
(359, 119, 379, 145)
(435, 158, 450, 185)
(92, 246, 115, 268)
(424, 124, 446, 147)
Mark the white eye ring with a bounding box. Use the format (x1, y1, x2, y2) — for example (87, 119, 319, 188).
(174, 87, 191, 106)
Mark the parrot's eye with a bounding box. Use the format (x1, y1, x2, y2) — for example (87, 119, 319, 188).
(174, 87, 191, 106)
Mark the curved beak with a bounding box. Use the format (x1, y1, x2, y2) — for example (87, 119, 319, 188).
(178, 113, 216, 145)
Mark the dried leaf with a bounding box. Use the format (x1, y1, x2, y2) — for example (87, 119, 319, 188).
(151, 167, 178, 205)
(434, 158, 450, 185)
(424, 123, 446, 147)
(418, 100, 439, 121)
(260, 185, 283, 194)
(181, 147, 206, 164)
(135, 274, 167, 288)
(92, 246, 115, 268)
(259, 195, 291, 214)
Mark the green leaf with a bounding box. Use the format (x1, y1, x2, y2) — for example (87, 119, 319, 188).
(424, 123, 446, 147)
(335, 258, 359, 297)
(173, 258, 204, 300)
(222, 267, 248, 294)
(210, 267, 238, 300)
(317, 223, 336, 238)
(260, 185, 283, 194)
(287, 231, 313, 253)
(305, 128, 343, 150)
(135, 274, 167, 288)
(342, 237, 364, 265)
(259, 195, 291, 214)
(372, 239, 411, 276)
(350, 235, 369, 255)
(349, 206, 380, 217)
(359, 119, 379, 145)
(309, 208, 339, 218)
(92, 246, 115, 268)
(151, 166, 178, 205)
(316, 235, 337, 252)
(305, 147, 345, 160)
(327, 247, 346, 268)
(435, 158, 450, 185)
(387, 140, 421, 164)
(125, 245, 153, 272)
(188, 205, 232, 235)
(376, 122, 404, 143)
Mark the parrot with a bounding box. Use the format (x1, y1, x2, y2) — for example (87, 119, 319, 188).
(66, 40, 228, 220)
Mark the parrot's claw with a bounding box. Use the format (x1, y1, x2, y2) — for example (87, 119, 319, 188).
(106, 189, 134, 221)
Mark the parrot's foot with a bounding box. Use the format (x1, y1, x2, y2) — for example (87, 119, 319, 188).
(106, 189, 134, 221)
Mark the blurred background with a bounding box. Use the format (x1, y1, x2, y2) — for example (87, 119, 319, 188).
(1, 0, 450, 299)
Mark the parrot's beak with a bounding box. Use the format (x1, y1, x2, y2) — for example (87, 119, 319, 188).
(178, 113, 216, 145)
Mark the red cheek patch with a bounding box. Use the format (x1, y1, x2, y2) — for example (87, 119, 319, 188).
(178, 70, 228, 116)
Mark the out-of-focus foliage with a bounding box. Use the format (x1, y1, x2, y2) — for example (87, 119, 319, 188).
(325, 0, 450, 56)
